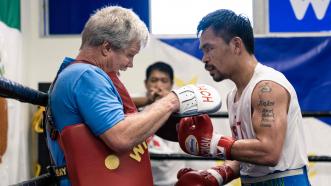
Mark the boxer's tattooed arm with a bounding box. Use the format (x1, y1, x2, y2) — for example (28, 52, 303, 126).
(257, 83, 275, 128)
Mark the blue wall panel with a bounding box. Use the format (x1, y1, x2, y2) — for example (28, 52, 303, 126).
(269, 0, 331, 32)
(48, 0, 149, 35)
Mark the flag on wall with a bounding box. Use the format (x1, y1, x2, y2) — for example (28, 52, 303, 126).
(0, 0, 29, 185)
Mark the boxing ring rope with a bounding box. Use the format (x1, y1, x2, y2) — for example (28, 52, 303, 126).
(12, 173, 55, 186)
(150, 153, 331, 162)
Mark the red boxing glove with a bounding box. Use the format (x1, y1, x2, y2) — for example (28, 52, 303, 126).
(177, 114, 235, 159)
(177, 114, 213, 156)
(176, 165, 235, 186)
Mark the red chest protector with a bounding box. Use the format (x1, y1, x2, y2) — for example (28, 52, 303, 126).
(59, 72, 153, 186)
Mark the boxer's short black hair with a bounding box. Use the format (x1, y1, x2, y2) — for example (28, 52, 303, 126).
(197, 9, 254, 54)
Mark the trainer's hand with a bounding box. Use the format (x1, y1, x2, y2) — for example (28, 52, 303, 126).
(178, 114, 235, 159)
(172, 84, 221, 117)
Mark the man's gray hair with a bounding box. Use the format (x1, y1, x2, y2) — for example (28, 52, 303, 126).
(80, 6, 149, 50)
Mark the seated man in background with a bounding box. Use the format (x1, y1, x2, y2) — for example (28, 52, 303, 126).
(133, 62, 173, 108)
(133, 61, 186, 186)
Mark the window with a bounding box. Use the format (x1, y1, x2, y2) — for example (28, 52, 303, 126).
(150, 0, 253, 36)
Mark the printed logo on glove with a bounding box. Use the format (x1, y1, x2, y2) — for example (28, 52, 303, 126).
(172, 84, 221, 117)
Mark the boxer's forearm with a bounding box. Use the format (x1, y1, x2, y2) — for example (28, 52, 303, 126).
(230, 138, 281, 166)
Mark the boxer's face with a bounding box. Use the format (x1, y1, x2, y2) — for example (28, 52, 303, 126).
(199, 27, 235, 82)
(107, 41, 140, 73)
(145, 70, 173, 100)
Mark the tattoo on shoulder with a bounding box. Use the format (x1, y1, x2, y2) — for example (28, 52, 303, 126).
(259, 82, 272, 93)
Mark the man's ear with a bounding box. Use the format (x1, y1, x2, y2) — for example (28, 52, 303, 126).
(231, 37, 243, 55)
(101, 41, 112, 56)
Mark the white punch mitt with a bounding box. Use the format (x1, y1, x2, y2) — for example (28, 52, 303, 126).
(172, 84, 222, 117)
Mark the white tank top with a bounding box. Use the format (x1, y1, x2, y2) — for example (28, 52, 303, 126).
(227, 63, 308, 177)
